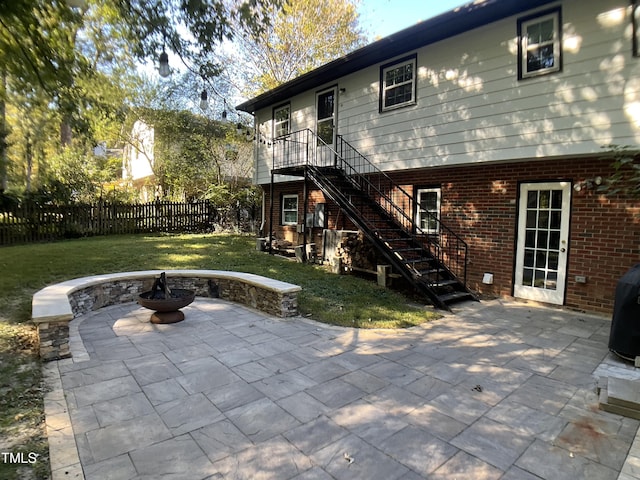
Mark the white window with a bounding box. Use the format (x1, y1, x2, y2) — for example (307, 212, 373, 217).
(273, 104, 290, 138)
(380, 56, 417, 111)
(416, 188, 441, 234)
(518, 9, 561, 79)
(282, 194, 298, 225)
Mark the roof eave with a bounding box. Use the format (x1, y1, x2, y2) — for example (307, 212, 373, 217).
(236, 0, 557, 114)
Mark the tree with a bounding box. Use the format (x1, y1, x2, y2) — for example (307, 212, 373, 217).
(229, 0, 367, 95)
(121, 107, 253, 202)
(0, 0, 284, 196)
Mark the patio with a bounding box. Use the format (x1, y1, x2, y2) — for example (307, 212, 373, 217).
(43, 297, 640, 479)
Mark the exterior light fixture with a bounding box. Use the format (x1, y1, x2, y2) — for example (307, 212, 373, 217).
(159, 50, 170, 78)
(221, 99, 228, 121)
(199, 90, 208, 110)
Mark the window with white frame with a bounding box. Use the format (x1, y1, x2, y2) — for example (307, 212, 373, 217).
(416, 188, 441, 234)
(380, 55, 417, 112)
(273, 104, 290, 138)
(518, 8, 561, 79)
(282, 194, 298, 225)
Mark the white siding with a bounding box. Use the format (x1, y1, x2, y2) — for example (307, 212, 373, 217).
(254, 0, 640, 185)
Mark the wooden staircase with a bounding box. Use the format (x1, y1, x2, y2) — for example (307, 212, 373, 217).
(270, 129, 476, 310)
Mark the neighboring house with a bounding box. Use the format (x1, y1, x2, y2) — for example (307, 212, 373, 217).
(237, 0, 640, 313)
(122, 119, 157, 201)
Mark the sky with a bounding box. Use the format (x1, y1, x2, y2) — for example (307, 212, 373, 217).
(357, 0, 470, 39)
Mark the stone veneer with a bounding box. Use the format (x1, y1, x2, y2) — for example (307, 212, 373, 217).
(32, 270, 301, 361)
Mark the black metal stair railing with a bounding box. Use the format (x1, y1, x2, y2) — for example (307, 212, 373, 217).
(271, 129, 469, 288)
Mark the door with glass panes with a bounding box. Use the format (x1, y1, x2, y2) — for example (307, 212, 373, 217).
(514, 182, 571, 305)
(315, 87, 336, 166)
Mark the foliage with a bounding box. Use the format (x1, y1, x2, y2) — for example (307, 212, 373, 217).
(598, 145, 640, 198)
(229, 0, 367, 95)
(123, 108, 254, 202)
(0, 322, 48, 480)
(0, 0, 281, 200)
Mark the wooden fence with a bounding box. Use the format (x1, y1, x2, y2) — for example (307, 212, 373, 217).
(0, 200, 217, 246)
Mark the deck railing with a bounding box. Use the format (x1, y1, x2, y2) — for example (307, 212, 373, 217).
(271, 129, 469, 285)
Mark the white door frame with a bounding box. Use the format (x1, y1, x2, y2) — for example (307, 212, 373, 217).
(514, 181, 571, 305)
(315, 87, 337, 166)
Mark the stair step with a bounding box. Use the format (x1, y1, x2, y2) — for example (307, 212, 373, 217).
(428, 279, 460, 288)
(437, 291, 474, 304)
(403, 258, 433, 265)
(393, 247, 423, 253)
(416, 268, 442, 276)
(607, 377, 640, 410)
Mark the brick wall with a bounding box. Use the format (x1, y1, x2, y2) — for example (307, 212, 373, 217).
(261, 156, 639, 314)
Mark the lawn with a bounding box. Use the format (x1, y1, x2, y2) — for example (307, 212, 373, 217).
(0, 233, 439, 479)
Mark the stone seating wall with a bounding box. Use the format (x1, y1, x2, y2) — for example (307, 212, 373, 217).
(32, 270, 301, 361)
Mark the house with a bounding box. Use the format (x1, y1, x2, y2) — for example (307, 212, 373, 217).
(122, 119, 157, 201)
(236, 0, 640, 314)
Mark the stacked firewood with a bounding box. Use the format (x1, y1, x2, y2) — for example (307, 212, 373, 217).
(335, 231, 378, 270)
(270, 238, 293, 251)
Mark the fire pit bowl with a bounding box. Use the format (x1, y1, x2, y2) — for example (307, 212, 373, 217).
(138, 273, 196, 324)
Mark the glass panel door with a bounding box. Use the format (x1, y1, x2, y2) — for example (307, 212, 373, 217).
(316, 87, 336, 166)
(514, 182, 570, 305)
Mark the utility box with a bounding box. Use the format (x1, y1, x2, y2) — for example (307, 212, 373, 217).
(609, 264, 640, 360)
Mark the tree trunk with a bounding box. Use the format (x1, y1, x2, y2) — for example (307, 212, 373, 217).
(0, 72, 7, 191)
(60, 119, 72, 147)
(25, 133, 33, 192)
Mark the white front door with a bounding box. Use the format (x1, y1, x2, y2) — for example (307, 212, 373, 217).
(514, 182, 571, 305)
(316, 87, 336, 166)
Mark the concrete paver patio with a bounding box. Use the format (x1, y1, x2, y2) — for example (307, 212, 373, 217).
(43, 297, 640, 479)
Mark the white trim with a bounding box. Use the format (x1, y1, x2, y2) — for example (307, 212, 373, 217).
(520, 10, 561, 79)
(416, 187, 441, 234)
(514, 182, 571, 305)
(316, 87, 337, 146)
(273, 104, 290, 138)
(282, 194, 298, 225)
(381, 57, 417, 111)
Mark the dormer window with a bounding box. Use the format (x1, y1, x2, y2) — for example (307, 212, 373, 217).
(518, 8, 562, 79)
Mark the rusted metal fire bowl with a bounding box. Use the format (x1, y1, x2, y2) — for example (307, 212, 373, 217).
(138, 289, 196, 324)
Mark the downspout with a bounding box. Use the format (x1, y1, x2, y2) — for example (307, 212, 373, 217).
(302, 166, 309, 262)
(269, 172, 274, 255)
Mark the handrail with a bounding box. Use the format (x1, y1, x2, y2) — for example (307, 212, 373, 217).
(272, 129, 469, 286)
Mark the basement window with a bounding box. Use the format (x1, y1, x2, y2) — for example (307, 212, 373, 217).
(380, 55, 417, 112)
(282, 194, 298, 225)
(518, 8, 562, 79)
(416, 188, 441, 234)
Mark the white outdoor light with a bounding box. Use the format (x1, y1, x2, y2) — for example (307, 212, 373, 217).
(199, 90, 208, 110)
(159, 50, 170, 78)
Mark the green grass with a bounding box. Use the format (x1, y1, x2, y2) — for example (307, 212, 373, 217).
(0, 233, 439, 478)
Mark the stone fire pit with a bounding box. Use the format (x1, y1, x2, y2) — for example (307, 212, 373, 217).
(138, 272, 196, 324)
